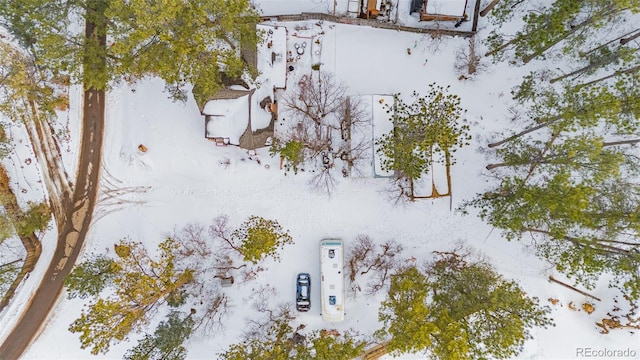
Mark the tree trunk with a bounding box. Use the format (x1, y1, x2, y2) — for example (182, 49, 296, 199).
(0, 165, 42, 312)
(523, 132, 560, 183)
(485, 36, 518, 57)
(409, 178, 415, 201)
(621, 30, 640, 45)
(548, 276, 602, 301)
(488, 119, 556, 148)
(550, 55, 618, 83)
(486, 162, 511, 170)
(577, 64, 640, 89)
(522, 14, 601, 64)
(602, 138, 640, 147)
(479, 0, 500, 17)
(580, 28, 640, 57)
(524, 228, 633, 256)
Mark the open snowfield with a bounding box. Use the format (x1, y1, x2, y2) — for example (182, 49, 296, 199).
(0, 6, 638, 360)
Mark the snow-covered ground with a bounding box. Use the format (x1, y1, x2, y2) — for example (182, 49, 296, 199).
(0, 2, 637, 359)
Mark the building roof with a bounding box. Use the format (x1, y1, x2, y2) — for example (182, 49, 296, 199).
(372, 95, 394, 178)
(203, 95, 250, 145)
(425, 0, 467, 16)
(257, 24, 287, 89)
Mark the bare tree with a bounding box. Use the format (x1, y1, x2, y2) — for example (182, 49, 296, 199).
(455, 36, 486, 78)
(283, 72, 341, 126)
(346, 235, 404, 296)
(276, 71, 371, 193)
(171, 223, 211, 263)
(309, 167, 338, 195)
(192, 292, 230, 335)
(347, 235, 376, 282)
(364, 240, 403, 295)
(379, 174, 413, 206)
(166, 222, 234, 335)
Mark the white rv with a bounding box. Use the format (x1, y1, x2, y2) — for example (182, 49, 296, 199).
(320, 239, 345, 322)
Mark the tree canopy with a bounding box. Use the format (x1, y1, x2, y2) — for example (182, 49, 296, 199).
(221, 316, 366, 360)
(67, 238, 194, 354)
(376, 84, 469, 199)
(124, 311, 195, 360)
(377, 252, 552, 359)
(0, 0, 259, 97)
(214, 215, 294, 264)
(477, 0, 640, 300)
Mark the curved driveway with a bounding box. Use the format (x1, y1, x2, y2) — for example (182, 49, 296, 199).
(0, 87, 104, 360)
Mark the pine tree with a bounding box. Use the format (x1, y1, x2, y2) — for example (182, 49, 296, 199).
(376, 84, 469, 199)
(486, 0, 640, 64)
(476, 77, 640, 299)
(377, 253, 552, 359)
(221, 318, 366, 360)
(0, 0, 259, 98)
(226, 215, 294, 264)
(221, 317, 294, 360)
(124, 311, 195, 360)
(270, 139, 305, 174)
(16, 202, 51, 237)
(299, 331, 366, 360)
(0, 258, 21, 296)
(65, 255, 120, 299)
(468, 170, 640, 298)
(67, 238, 194, 354)
(376, 266, 435, 354)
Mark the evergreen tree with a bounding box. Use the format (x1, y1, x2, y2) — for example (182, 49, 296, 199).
(377, 253, 552, 359)
(67, 238, 194, 354)
(221, 316, 294, 360)
(0, 257, 21, 296)
(65, 255, 119, 299)
(477, 77, 640, 299)
(468, 170, 640, 298)
(270, 139, 305, 174)
(299, 331, 366, 360)
(221, 318, 366, 360)
(227, 215, 294, 264)
(124, 311, 195, 360)
(16, 202, 51, 237)
(376, 84, 469, 199)
(376, 266, 434, 354)
(0, 0, 259, 98)
(0, 213, 14, 244)
(487, 0, 640, 65)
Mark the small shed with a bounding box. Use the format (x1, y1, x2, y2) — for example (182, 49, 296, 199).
(420, 0, 468, 21)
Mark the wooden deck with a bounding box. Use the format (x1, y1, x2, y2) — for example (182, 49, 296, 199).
(360, 343, 388, 360)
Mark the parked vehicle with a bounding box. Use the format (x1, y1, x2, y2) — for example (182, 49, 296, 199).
(296, 273, 311, 312)
(320, 239, 344, 322)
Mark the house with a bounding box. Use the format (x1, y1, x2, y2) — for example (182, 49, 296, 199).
(417, 0, 469, 21)
(197, 22, 287, 149)
(202, 87, 252, 146)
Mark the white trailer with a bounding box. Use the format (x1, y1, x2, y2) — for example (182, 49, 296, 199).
(320, 239, 345, 322)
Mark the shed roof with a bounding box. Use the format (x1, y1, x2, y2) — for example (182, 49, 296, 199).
(425, 0, 467, 16)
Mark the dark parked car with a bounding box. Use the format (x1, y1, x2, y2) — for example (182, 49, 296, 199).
(296, 273, 311, 312)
